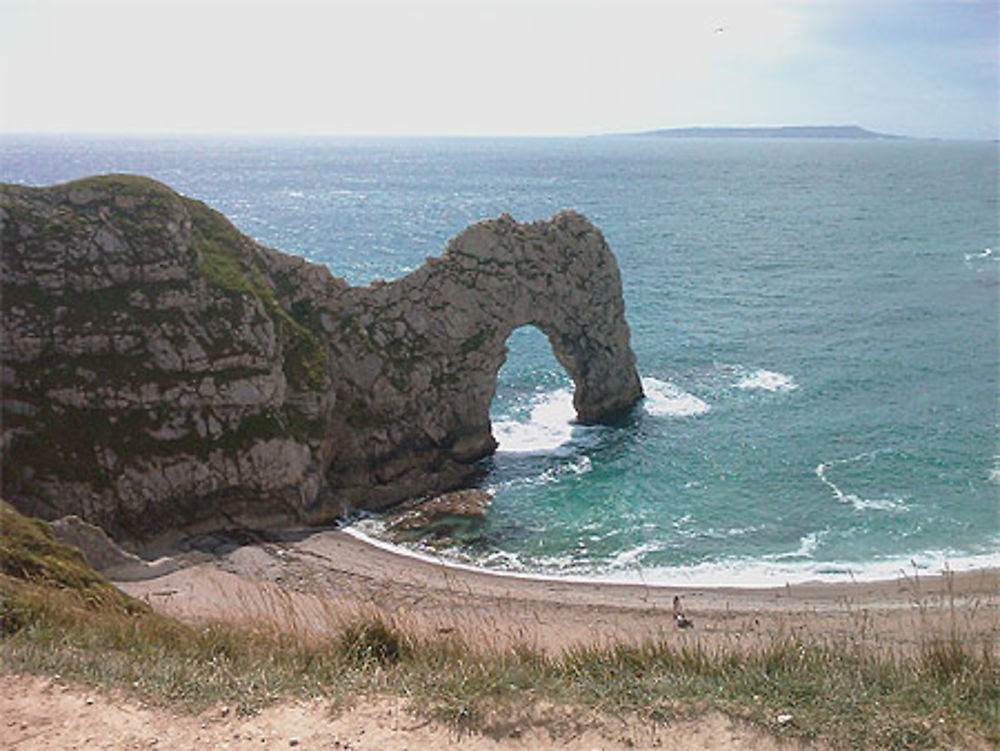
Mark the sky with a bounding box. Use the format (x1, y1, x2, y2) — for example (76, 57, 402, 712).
(1, 0, 996, 139)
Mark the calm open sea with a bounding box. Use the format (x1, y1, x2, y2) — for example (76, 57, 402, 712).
(3, 134, 998, 585)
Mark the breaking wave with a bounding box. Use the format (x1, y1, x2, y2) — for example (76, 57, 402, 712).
(341, 522, 1000, 588)
(735, 368, 798, 392)
(641, 377, 710, 417)
(493, 388, 576, 454)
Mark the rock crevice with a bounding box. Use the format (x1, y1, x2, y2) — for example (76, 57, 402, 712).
(1, 175, 642, 539)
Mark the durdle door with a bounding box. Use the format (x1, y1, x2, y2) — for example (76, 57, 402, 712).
(1, 175, 642, 540)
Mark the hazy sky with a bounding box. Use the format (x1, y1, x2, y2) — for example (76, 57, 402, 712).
(1, 0, 996, 139)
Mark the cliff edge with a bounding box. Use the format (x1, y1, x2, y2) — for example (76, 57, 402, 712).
(1, 175, 642, 540)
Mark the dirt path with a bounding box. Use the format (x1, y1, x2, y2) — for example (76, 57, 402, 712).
(1, 674, 812, 750)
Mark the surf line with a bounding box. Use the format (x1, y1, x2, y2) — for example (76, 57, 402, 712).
(815, 449, 907, 512)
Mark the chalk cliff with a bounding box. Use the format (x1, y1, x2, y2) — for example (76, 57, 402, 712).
(1, 175, 642, 539)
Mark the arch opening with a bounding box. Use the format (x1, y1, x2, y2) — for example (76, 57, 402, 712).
(489, 325, 577, 455)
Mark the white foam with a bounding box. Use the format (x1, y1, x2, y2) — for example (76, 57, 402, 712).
(964, 247, 994, 262)
(340, 523, 1000, 589)
(537, 455, 592, 483)
(677, 523, 762, 541)
(735, 369, 798, 392)
(493, 388, 576, 454)
(765, 530, 826, 561)
(816, 450, 909, 512)
(486, 454, 593, 494)
(607, 541, 667, 569)
(641, 377, 710, 417)
(599, 547, 1000, 588)
(566, 455, 592, 475)
(479, 550, 525, 569)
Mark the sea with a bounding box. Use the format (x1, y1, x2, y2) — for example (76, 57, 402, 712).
(2, 134, 998, 586)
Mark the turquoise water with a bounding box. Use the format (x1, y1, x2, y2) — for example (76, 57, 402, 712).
(3, 135, 998, 584)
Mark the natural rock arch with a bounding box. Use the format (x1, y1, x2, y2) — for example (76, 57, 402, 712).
(319, 211, 644, 514)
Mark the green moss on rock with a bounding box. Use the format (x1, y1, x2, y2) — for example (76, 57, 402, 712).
(187, 200, 328, 392)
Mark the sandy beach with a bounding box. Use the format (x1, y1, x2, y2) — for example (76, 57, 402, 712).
(120, 527, 1000, 655)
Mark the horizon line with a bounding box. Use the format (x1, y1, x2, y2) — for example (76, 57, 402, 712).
(1, 126, 995, 142)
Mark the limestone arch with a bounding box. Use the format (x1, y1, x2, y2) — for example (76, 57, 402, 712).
(324, 210, 644, 510)
(426, 210, 644, 456)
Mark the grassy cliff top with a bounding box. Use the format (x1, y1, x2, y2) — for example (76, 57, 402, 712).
(0, 500, 145, 616)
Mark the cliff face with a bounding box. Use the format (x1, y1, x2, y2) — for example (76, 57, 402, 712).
(1, 175, 642, 539)
(1, 176, 338, 537)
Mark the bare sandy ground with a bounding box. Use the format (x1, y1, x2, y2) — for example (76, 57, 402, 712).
(4, 528, 997, 749)
(1, 673, 819, 751)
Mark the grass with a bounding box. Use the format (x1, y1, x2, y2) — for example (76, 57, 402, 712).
(187, 198, 329, 393)
(1, 502, 997, 749)
(0, 501, 145, 618)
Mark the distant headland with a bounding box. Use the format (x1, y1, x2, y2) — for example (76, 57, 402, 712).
(630, 125, 908, 140)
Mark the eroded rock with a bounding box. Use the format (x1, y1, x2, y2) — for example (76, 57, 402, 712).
(49, 515, 180, 580)
(1, 175, 642, 540)
(382, 489, 493, 546)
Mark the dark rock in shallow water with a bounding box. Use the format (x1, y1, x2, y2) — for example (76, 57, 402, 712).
(1, 175, 642, 540)
(382, 489, 492, 547)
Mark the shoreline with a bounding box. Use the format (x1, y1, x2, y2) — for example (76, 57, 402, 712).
(120, 527, 1000, 654)
(322, 527, 1000, 607)
(340, 520, 1000, 590)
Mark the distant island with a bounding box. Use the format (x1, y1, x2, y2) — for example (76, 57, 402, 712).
(631, 125, 907, 140)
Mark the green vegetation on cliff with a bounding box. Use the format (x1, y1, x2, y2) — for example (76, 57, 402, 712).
(2, 175, 334, 535)
(187, 199, 328, 393)
(0, 501, 145, 624)
(3, 174, 329, 395)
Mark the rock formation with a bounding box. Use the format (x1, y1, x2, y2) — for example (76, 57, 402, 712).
(1, 175, 642, 540)
(48, 515, 181, 580)
(382, 489, 493, 547)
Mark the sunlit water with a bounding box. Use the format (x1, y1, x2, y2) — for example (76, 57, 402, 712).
(3, 135, 997, 585)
